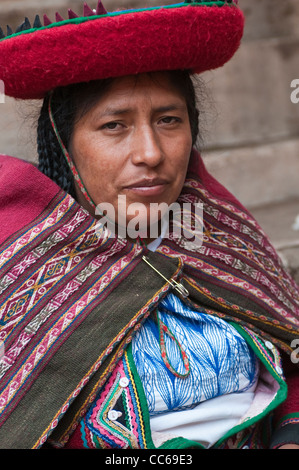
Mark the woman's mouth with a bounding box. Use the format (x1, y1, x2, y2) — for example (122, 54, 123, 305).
(123, 178, 169, 196)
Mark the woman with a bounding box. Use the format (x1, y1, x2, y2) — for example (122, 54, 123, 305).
(0, 0, 299, 450)
(39, 71, 199, 242)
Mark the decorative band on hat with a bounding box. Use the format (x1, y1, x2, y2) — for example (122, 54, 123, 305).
(0, 0, 238, 40)
(0, 0, 107, 39)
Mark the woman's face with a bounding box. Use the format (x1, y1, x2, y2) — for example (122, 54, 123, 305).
(70, 72, 193, 239)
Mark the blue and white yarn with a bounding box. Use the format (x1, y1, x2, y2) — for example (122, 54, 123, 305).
(132, 293, 259, 416)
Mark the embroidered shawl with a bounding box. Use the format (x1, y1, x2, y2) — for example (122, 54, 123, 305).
(0, 151, 298, 448)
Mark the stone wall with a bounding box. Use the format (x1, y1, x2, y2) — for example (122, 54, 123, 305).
(202, 0, 299, 209)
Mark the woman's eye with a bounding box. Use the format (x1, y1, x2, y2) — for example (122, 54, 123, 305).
(160, 116, 181, 125)
(102, 122, 121, 130)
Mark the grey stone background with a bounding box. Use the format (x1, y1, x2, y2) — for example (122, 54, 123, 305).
(0, 0, 298, 281)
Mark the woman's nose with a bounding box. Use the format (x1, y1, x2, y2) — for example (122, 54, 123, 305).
(130, 126, 164, 167)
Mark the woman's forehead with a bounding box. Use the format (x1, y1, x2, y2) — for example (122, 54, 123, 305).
(85, 72, 188, 114)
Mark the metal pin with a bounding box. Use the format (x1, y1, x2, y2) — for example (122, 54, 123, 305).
(142, 256, 189, 298)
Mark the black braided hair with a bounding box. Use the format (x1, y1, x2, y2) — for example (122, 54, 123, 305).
(37, 79, 115, 200)
(37, 71, 201, 200)
(37, 89, 76, 198)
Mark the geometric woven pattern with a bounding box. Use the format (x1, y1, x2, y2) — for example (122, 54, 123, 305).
(0, 151, 298, 448)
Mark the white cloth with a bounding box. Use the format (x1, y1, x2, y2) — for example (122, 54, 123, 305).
(150, 389, 256, 448)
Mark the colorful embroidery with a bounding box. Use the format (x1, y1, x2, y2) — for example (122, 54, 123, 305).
(277, 415, 299, 427)
(77, 350, 152, 449)
(238, 325, 284, 379)
(0, 235, 135, 385)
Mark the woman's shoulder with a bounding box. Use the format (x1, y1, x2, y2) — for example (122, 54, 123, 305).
(0, 154, 40, 183)
(0, 154, 51, 188)
(0, 154, 65, 245)
(0, 153, 33, 167)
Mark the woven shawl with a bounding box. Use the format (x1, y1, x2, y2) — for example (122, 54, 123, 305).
(0, 151, 298, 448)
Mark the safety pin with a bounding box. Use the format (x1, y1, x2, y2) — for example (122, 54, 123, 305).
(142, 256, 189, 298)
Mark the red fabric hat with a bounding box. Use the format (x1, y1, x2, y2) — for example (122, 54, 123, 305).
(0, 1, 244, 100)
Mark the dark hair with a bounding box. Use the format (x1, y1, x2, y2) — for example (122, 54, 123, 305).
(37, 70, 201, 198)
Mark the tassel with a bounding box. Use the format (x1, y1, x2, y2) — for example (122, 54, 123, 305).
(15, 23, 23, 33)
(15, 17, 31, 33)
(83, 2, 95, 17)
(2, 1, 109, 40)
(55, 12, 65, 22)
(6, 25, 13, 36)
(96, 0, 107, 15)
(33, 15, 42, 28)
(24, 17, 31, 29)
(68, 9, 79, 19)
(43, 14, 52, 26)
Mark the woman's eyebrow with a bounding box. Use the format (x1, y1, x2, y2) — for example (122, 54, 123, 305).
(99, 107, 131, 117)
(96, 103, 187, 119)
(153, 104, 187, 113)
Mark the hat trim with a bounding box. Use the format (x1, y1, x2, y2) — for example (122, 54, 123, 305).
(0, 1, 235, 42)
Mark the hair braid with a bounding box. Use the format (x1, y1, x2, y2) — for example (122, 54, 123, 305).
(37, 92, 76, 198)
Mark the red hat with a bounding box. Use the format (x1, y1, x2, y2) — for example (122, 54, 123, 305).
(0, 1, 244, 100)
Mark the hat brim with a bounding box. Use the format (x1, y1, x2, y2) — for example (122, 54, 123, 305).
(0, 2, 244, 100)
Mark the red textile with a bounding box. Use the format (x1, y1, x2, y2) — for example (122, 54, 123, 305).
(0, 154, 60, 245)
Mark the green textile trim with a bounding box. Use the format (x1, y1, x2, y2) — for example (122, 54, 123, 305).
(125, 343, 204, 449)
(0, 2, 233, 42)
(125, 343, 156, 449)
(231, 322, 286, 382)
(158, 437, 204, 449)
(214, 322, 288, 448)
